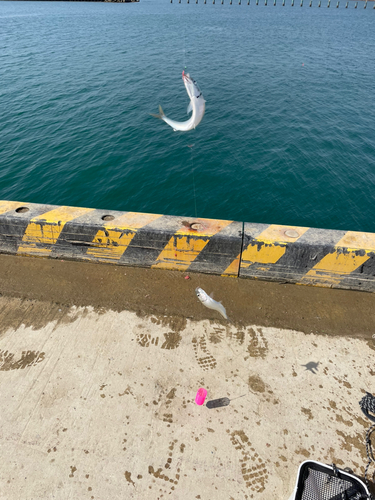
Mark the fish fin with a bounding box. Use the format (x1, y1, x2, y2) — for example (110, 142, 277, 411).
(150, 105, 165, 120)
(209, 292, 214, 298)
(187, 102, 193, 114)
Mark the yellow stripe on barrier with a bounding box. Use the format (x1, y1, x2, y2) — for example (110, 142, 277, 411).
(152, 219, 233, 271)
(0, 201, 24, 215)
(86, 212, 162, 261)
(221, 255, 241, 277)
(241, 225, 309, 268)
(18, 206, 94, 256)
(338, 231, 375, 252)
(301, 231, 375, 286)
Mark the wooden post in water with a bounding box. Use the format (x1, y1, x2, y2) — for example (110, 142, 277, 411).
(327, 0, 330, 7)
(354, 1, 357, 7)
(318, 0, 321, 6)
(364, 0, 367, 8)
(300, 0, 303, 6)
(274, 0, 276, 5)
(309, 0, 312, 6)
(265, 0, 267, 5)
(291, 0, 294, 6)
(282, 0, 285, 5)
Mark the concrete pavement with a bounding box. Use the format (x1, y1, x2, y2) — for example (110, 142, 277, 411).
(0, 255, 374, 499)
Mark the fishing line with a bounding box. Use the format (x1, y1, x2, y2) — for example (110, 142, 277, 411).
(188, 144, 198, 218)
(183, 24, 187, 71)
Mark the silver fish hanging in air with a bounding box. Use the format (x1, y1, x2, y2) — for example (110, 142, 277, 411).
(151, 71, 205, 132)
(195, 287, 229, 320)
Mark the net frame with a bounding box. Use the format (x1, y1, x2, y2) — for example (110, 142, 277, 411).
(290, 461, 371, 500)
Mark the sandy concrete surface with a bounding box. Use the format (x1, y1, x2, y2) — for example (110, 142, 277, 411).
(0, 254, 374, 500)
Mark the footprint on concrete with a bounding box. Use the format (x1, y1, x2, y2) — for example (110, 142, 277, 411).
(206, 325, 268, 359)
(137, 333, 159, 348)
(192, 335, 217, 371)
(208, 326, 226, 344)
(245, 327, 268, 359)
(135, 330, 181, 350)
(225, 328, 246, 346)
(0, 350, 45, 371)
(148, 439, 183, 493)
(229, 430, 268, 496)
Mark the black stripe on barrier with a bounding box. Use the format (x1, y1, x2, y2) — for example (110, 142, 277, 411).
(187, 221, 243, 275)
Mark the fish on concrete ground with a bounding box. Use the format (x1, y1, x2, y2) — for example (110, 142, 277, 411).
(195, 287, 229, 320)
(151, 71, 205, 132)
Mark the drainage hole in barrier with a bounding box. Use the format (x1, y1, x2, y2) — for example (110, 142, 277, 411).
(101, 215, 115, 222)
(15, 207, 29, 214)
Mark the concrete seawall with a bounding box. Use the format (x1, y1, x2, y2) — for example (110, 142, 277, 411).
(0, 199, 375, 291)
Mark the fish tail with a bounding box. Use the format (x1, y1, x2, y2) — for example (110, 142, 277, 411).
(150, 105, 165, 120)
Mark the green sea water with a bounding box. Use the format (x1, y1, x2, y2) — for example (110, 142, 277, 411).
(1, 0, 374, 231)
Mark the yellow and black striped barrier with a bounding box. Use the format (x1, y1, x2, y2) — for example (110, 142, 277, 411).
(240, 223, 375, 290)
(0, 200, 375, 292)
(0, 200, 242, 277)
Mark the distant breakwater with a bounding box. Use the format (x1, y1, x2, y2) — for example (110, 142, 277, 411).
(12, 0, 141, 2)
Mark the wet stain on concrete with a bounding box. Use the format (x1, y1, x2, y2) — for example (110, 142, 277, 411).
(163, 413, 173, 424)
(0, 350, 45, 371)
(248, 374, 266, 393)
(69, 466, 77, 478)
(119, 386, 134, 397)
(1, 254, 375, 342)
(336, 429, 367, 460)
(124, 471, 135, 486)
(0, 297, 90, 337)
(166, 388, 176, 402)
(301, 408, 313, 421)
(295, 448, 311, 458)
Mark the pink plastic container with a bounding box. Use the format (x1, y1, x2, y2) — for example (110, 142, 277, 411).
(195, 388, 207, 406)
